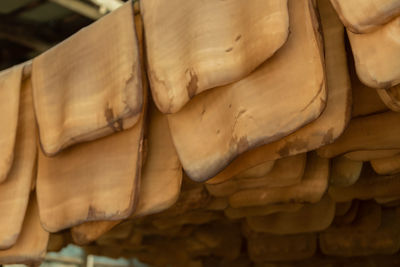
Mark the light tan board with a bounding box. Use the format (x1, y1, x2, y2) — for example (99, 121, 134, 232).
(246, 195, 335, 234)
(206, 154, 306, 197)
(206, 0, 350, 185)
(344, 149, 400, 161)
(233, 160, 275, 180)
(36, 93, 145, 233)
(246, 231, 317, 262)
(32, 2, 142, 156)
(224, 203, 303, 220)
(330, 156, 363, 186)
(229, 153, 329, 208)
(0, 195, 49, 265)
(318, 112, 400, 158)
(329, 167, 400, 202)
(168, 0, 326, 182)
(0, 65, 23, 183)
(141, 0, 289, 113)
(377, 85, 400, 112)
(348, 17, 400, 89)
(71, 103, 182, 245)
(371, 153, 400, 175)
(320, 208, 400, 256)
(132, 103, 182, 217)
(329, 0, 400, 33)
(0, 76, 37, 249)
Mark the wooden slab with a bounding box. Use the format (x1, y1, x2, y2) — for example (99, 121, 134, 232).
(344, 149, 400, 161)
(229, 153, 328, 208)
(348, 17, 400, 89)
(36, 90, 145, 233)
(320, 208, 400, 256)
(329, 167, 400, 202)
(0, 65, 23, 183)
(132, 103, 182, 217)
(246, 231, 317, 262)
(377, 85, 400, 112)
(327, 200, 381, 232)
(0, 76, 37, 249)
(333, 200, 359, 225)
(141, 0, 289, 113)
(334, 201, 352, 217)
(224, 203, 303, 220)
(151, 211, 223, 230)
(329, 0, 400, 33)
(330, 156, 363, 186)
(0, 195, 49, 265)
(318, 112, 400, 158)
(32, 2, 142, 156)
(371, 153, 400, 175)
(206, 154, 306, 197)
(206, 0, 350, 184)
(233, 160, 275, 180)
(246, 195, 335, 234)
(350, 52, 388, 118)
(168, 0, 326, 182)
(71, 102, 182, 245)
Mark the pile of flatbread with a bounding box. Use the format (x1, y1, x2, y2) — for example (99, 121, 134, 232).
(0, 0, 400, 265)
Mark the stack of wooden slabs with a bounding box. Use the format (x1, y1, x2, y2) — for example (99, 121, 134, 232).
(168, 0, 326, 182)
(330, 156, 363, 186)
(377, 85, 400, 112)
(0, 195, 49, 265)
(246, 195, 335, 235)
(141, 0, 289, 113)
(71, 102, 182, 245)
(329, 0, 400, 33)
(0, 74, 37, 249)
(32, 1, 143, 156)
(206, 0, 350, 185)
(224, 203, 304, 220)
(329, 166, 400, 202)
(205, 154, 306, 197)
(347, 17, 400, 89)
(36, 76, 145, 234)
(229, 153, 329, 208)
(320, 208, 400, 256)
(371, 153, 400, 175)
(318, 112, 400, 158)
(0, 65, 23, 183)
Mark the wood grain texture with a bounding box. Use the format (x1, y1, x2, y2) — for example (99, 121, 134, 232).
(205, 0, 350, 185)
(0, 76, 37, 249)
(318, 112, 400, 158)
(142, 0, 289, 113)
(224, 203, 303, 220)
(206, 154, 306, 197)
(168, 0, 326, 182)
(329, 0, 400, 33)
(0, 65, 23, 183)
(0, 195, 49, 265)
(229, 153, 328, 208)
(344, 149, 400, 161)
(32, 2, 143, 156)
(36, 88, 145, 233)
(348, 17, 400, 89)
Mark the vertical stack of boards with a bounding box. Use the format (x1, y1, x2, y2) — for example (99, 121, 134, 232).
(0, 0, 400, 265)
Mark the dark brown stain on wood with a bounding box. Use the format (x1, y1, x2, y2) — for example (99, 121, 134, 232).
(186, 68, 198, 99)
